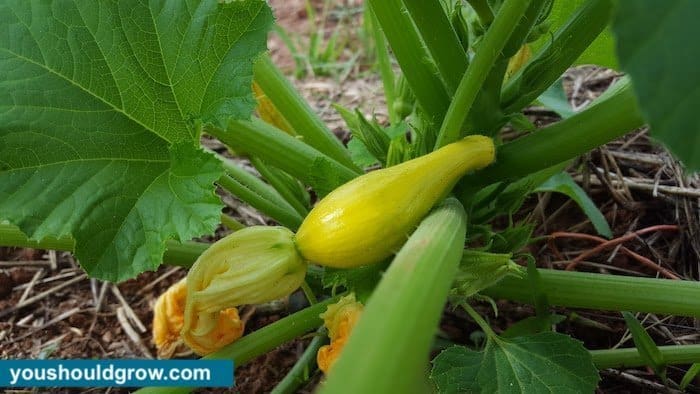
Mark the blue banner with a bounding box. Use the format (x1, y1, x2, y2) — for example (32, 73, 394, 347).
(0, 359, 234, 388)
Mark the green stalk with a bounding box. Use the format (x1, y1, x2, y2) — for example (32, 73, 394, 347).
(253, 55, 358, 171)
(208, 119, 358, 196)
(434, 0, 531, 149)
(367, 0, 450, 125)
(220, 213, 245, 231)
(270, 333, 326, 394)
(0, 223, 205, 268)
(135, 296, 340, 394)
(501, 0, 614, 113)
(367, 7, 398, 125)
(218, 166, 296, 225)
(3, 222, 700, 318)
(218, 154, 303, 227)
(482, 269, 700, 318)
(402, 0, 469, 95)
(320, 198, 467, 394)
(0, 222, 74, 251)
(591, 345, 700, 369)
(466, 0, 494, 25)
(462, 0, 547, 135)
(249, 157, 309, 216)
(457, 77, 644, 198)
(217, 175, 303, 230)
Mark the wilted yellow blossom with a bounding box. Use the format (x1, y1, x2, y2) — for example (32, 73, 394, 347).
(153, 279, 244, 357)
(317, 294, 364, 373)
(182, 226, 307, 355)
(505, 44, 532, 80)
(253, 81, 295, 135)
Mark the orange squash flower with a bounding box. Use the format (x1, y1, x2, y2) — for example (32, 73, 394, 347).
(317, 294, 364, 373)
(152, 278, 244, 357)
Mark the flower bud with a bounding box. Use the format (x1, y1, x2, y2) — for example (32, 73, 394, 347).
(153, 279, 244, 357)
(182, 226, 306, 354)
(317, 294, 363, 373)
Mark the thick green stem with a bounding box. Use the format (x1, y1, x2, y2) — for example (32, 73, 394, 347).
(435, 0, 531, 148)
(217, 155, 303, 229)
(465, 0, 548, 135)
(320, 198, 467, 394)
(591, 345, 700, 369)
(367, 7, 398, 125)
(457, 77, 644, 198)
(483, 268, 700, 318)
(466, 0, 494, 25)
(0, 223, 205, 268)
(501, 0, 614, 113)
(220, 214, 245, 231)
(249, 157, 309, 216)
(135, 296, 340, 394)
(253, 55, 358, 172)
(208, 119, 358, 196)
(270, 332, 326, 394)
(217, 175, 302, 230)
(403, 0, 468, 95)
(368, 0, 450, 125)
(3, 221, 700, 318)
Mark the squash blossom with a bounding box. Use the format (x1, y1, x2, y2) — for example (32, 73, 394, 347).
(182, 226, 306, 354)
(296, 135, 495, 268)
(317, 294, 364, 373)
(505, 44, 532, 80)
(152, 278, 244, 357)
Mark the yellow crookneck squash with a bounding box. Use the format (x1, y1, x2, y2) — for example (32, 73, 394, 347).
(295, 135, 495, 268)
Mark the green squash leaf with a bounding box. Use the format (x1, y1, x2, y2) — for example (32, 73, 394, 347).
(432, 333, 599, 393)
(612, 0, 700, 171)
(0, 0, 273, 281)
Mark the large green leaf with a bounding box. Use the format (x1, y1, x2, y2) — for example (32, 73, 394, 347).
(612, 1, 700, 171)
(431, 333, 599, 393)
(0, 0, 272, 281)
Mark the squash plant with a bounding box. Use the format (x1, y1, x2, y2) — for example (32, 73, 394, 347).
(1, 0, 700, 392)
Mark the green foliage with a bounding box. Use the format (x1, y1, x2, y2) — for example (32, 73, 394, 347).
(536, 79, 576, 119)
(450, 251, 524, 301)
(530, 0, 617, 68)
(321, 263, 386, 301)
(0, 0, 272, 281)
(535, 172, 613, 238)
(622, 312, 667, 380)
(5, 1, 700, 392)
(431, 333, 599, 393)
(612, 0, 700, 171)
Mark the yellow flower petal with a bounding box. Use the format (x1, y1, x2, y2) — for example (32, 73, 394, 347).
(153, 278, 245, 357)
(317, 294, 363, 373)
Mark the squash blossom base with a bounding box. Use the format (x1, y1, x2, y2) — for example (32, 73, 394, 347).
(182, 226, 306, 354)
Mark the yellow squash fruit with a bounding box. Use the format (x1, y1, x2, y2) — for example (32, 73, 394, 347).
(295, 135, 495, 268)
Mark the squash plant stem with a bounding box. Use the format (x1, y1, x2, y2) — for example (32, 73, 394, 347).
(434, 0, 532, 149)
(2, 222, 699, 317)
